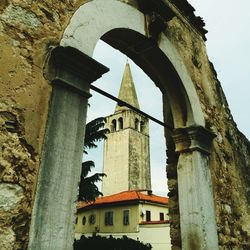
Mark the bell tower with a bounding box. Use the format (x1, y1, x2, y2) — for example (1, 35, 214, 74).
(102, 63, 151, 196)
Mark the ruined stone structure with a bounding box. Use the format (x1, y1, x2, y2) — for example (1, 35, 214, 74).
(102, 62, 151, 196)
(0, 0, 249, 249)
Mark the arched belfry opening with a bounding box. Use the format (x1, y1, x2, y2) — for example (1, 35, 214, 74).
(29, 1, 219, 249)
(118, 117, 123, 130)
(135, 118, 140, 131)
(111, 119, 117, 132)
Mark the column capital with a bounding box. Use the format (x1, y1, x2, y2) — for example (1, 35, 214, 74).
(172, 126, 216, 154)
(48, 46, 109, 97)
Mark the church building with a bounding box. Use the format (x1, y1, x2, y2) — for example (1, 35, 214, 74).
(75, 63, 171, 250)
(102, 62, 151, 196)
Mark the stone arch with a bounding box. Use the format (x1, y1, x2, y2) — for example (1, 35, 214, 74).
(61, 0, 205, 128)
(29, 0, 219, 249)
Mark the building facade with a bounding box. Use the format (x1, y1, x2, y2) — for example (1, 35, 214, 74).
(76, 191, 171, 250)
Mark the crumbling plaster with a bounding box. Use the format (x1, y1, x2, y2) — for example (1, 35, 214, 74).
(163, 13, 250, 250)
(0, 0, 249, 249)
(0, 1, 88, 248)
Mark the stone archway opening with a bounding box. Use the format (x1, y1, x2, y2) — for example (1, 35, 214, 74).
(29, 1, 219, 249)
(79, 41, 171, 249)
(86, 38, 169, 197)
(91, 40, 167, 170)
(73, 27, 217, 249)
(88, 29, 192, 249)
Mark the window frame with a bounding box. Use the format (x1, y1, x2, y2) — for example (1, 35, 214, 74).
(159, 212, 164, 221)
(146, 210, 151, 222)
(82, 216, 86, 225)
(89, 214, 96, 225)
(123, 210, 130, 225)
(104, 211, 114, 226)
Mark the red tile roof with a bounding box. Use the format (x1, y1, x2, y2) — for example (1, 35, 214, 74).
(78, 190, 168, 210)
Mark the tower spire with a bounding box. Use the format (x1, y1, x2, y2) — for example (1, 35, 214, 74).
(102, 61, 151, 196)
(115, 62, 140, 113)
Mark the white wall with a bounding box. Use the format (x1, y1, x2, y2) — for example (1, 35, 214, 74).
(139, 225, 171, 250)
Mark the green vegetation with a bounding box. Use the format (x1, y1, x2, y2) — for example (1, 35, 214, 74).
(78, 117, 109, 202)
(74, 235, 152, 250)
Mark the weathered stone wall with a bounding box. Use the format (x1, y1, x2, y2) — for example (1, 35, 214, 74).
(162, 5, 250, 248)
(0, 1, 87, 248)
(0, 0, 249, 249)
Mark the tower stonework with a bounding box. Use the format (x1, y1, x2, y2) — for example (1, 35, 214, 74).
(102, 63, 151, 196)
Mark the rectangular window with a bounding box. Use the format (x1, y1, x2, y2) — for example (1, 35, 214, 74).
(123, 210, 129, 225)
(146, 210, 151, 222)
(104, 211, 114, 225)
(160, 212, 164, 221)
(89, 214, 96, 225)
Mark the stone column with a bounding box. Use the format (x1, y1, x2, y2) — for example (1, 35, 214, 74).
(28, 47, 109, 250)
(172, 126, 219, 250)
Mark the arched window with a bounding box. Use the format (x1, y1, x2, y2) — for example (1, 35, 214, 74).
(82, 216, 86, 225)
(118, 117, 123, 130)
(111, 119, 117, 132)
(140, 121, 145, 133)
(135, 118, 139, 131)
(89, 214, 96, 225)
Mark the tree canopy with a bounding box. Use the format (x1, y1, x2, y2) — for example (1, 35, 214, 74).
(78, 117, 109, 202)
(74, 235, 152, 250)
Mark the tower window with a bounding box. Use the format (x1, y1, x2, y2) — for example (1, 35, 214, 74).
(118, 117, 123, 130)
(146, 210, 151, 222)
(104, 211, 114, 225)
(123, 210, 129, 225)
(140, 121, 145, 132)
(111, 119, 117, 132)
(135, 118, 139, 131)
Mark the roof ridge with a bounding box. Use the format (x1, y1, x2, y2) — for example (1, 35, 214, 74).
(77, 190, 168, 210)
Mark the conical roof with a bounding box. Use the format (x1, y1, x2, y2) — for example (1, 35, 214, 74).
(115, 62, 140, 112)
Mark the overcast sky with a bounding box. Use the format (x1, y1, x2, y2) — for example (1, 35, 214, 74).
(85, 1, 250, 197)
(188, 0, 250, 139)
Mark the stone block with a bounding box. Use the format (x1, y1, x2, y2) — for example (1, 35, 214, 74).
(2, 5, 41, 28)
(0, 227, 15, 250)
(0, 183, 23, 212)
